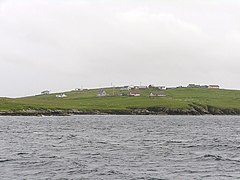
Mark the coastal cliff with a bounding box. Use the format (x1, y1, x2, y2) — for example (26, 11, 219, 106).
(1, 105, 240, 116)
(0, 88, 240, 116)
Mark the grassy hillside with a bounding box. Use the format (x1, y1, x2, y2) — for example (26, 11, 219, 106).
(0, 88, 240, 115)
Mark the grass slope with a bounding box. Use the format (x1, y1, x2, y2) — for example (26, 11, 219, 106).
(0, 88, 240, 113)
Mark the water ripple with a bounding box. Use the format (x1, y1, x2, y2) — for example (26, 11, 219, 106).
(0, 115, 240, 179)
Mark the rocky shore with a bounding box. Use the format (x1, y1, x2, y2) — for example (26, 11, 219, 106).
(0, 105, 240, 116)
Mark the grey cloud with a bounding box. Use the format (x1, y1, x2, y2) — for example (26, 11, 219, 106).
(0, 0, 240, 97)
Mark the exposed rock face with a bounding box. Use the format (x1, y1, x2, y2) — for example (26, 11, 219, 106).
(0, 105, 240, 116)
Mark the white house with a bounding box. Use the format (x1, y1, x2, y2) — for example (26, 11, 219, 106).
(149, 92, 166, 97)
(139, 86, 148, 89)
(208, 85, 220, 89)
(56, 93, 67, 98)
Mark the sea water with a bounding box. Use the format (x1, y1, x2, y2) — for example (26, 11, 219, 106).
(0, 115, 240, 179)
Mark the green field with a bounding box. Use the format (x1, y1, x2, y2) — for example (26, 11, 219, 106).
(0, 88, 240, 115)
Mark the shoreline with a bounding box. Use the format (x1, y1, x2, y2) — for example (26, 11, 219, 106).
(1, 88, 240, 117)
(1, 106, 240, 116)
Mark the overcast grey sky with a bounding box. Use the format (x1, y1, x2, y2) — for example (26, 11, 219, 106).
(0, 0, 240, 97)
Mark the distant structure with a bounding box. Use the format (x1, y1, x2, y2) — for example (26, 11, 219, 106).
(41, 90, 50, 95)
(149, 92, 166, 97)
(148, 84, 155, 88)
(200, 85, 209, 88)
(97, 89, 107, 97)
(158, 86, 166, 90)
(187, 84, 201, 88)
(187, 84, 219, 89)
(128, 85, 135, 89)
(74, 88, 83, 91)
(56, 93, 67, 98)
(208, 85, 220, 89)
(133, 85, 148, 89)
(139, 86, 148, 89)
(129, 90, 141, 97)
(120, 86, 131, 91)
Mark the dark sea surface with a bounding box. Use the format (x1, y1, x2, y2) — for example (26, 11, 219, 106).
(0, 115, 240, 180)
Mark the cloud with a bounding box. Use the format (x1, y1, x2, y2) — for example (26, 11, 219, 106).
(0, 0, 240, 96)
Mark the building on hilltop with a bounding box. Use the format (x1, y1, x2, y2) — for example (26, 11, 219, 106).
(200, 85, 209, 88)
(158, 86, 166, 90)
(133, 85, 147, 89)
(97, 89, 107, 97)
(41, 90, 50, 95)
(208, 85, 220, 89)
(187, 84, 201, 88)
(56, 93, 67, 98)
(139, 86, 148, 89)
(74, 88, 83, 91)
(128, 85, 135, 89)
(129, 90, 141, 97)
(149, 92, 166, 97)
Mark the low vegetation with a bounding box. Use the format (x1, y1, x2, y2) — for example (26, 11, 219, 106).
(0, 88, 240, 115)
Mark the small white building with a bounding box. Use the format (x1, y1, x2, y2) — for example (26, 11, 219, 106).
(56, 93, 67, 98)
(129, 90, 141, 97)
(150, 92, 166, 97)
(139, 86, 148, 89)
(208, 85, 220, 89)
(41, 90, 50, 95)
